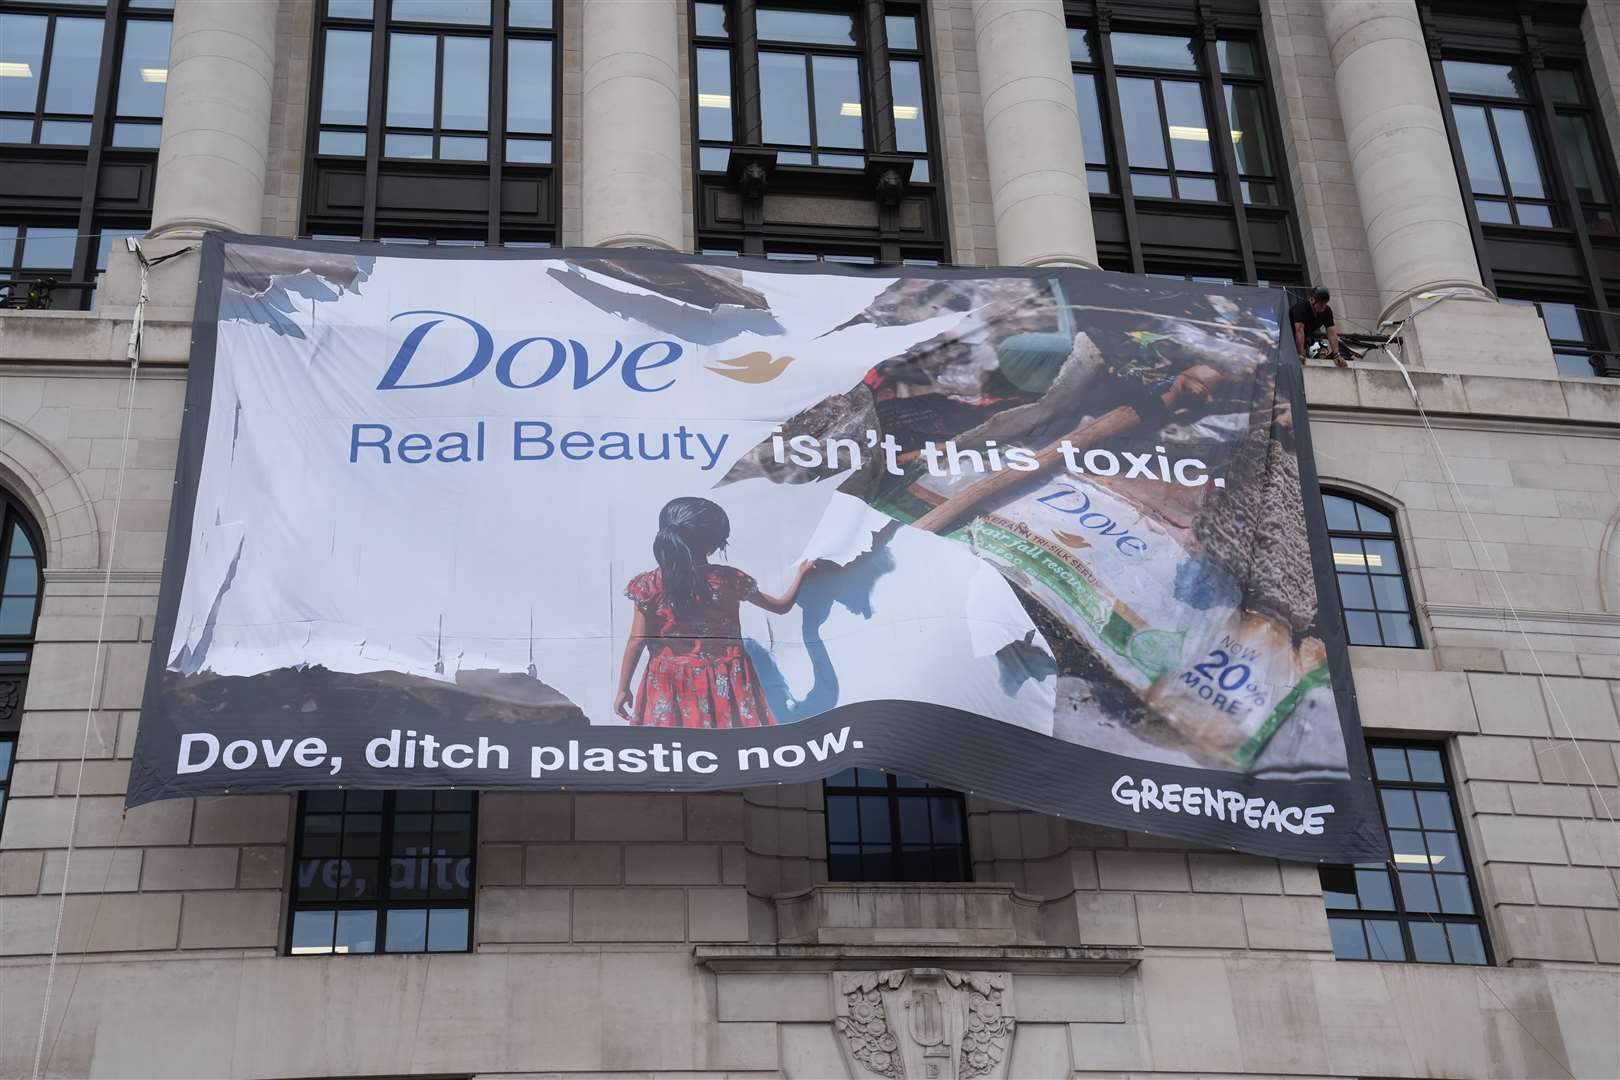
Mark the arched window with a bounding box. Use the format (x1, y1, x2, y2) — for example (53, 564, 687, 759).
(1323, 491, 1419, 649)
(0, 492, 44, 831)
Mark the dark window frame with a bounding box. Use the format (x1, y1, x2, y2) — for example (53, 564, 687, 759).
(1423, 3, 1620, 361)
(823, 768, 971, 883)
(286, 788, 478, 956)
(1322, 490, 1422, 650)
(0, 0, 174, 309)
(689, 0, 948, 263)
(0, 491, 43, 834)
(299, 0, 560, 245)
(1064, 1, 1302, 286)
(1321, 738, 1493, 966)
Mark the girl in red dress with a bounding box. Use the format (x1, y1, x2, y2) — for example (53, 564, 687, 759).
(613, 497, 817, 728)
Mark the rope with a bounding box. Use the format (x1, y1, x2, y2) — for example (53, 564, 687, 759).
(27, 237, 190, 1080)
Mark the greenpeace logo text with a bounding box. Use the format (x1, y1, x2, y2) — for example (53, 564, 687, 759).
(1111, 773, 1334, 835)
(380, 309, 683, 392)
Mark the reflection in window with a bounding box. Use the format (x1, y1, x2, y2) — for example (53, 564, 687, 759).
(824, 769, 969, 881)
(288, 789, 476, 955)
(1321, 742, 1489, 965)
(1323, 492, 1418, 648)
(1503, 297, 1607, 377)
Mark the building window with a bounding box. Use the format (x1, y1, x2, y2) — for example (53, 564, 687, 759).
(301, 0, 557, 244)
(287, 789, 476, 955)
(1425, 3, 1620, 370)
(0, 493, 43, 833)
(1065, 2, 1302, 285)
(824, 768, 969, 882)
(1502, 297, 1613, 377)
(0, 0, 173, 309)
(1321, 741, 1490, 965)
(1323, 491, 1418, 648)
(690, 1, 946, 262)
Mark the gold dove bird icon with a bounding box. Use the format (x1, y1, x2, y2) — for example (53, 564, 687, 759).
(707, 351, 796, 383)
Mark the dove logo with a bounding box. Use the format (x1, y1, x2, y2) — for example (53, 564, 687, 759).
(708, 351, 796, 384)
(378, 310, 683, 393)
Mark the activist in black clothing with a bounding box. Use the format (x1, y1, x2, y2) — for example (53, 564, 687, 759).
(1290, 286, 1343, 365)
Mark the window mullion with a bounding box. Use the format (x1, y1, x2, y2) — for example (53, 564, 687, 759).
(362, 5, 391, 240)
(35, 16, 57, 138)
(1095, 22, 1142, 272)
(72, 0, 125, 299)
(861, 0, 894, 153)
(1151, 77, 1175, 197)
(378, 790, 396, 952)
(1526, 66, 1611, 346)
(734, 0, 763, 144)
(887, 775, 903, 876)
(488, 8, 506, 245)
(802, 50, 818, 158)
(1201, 32, 1255, 283)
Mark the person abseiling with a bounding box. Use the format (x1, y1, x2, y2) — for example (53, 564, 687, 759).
(1290, 286, 1344, 366)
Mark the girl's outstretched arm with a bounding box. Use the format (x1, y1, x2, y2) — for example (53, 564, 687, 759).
(612, 607, 649, 720)
(749, 560, 822, 615)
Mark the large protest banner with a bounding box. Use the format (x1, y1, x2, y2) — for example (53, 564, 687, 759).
(128, 235, 1387, 862)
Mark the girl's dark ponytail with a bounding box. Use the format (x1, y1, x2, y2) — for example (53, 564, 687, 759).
(653, 497, 731, 614)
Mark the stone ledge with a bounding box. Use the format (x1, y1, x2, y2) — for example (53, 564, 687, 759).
(1303, 364, 1620, 426)
(775, 882, 1045, 947)
(694, 942, 1140, 975)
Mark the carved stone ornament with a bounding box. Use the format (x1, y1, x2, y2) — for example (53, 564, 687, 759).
(833, 968, 1015, 1080)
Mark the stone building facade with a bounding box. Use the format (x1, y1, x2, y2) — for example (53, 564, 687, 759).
(1, 0, 1618, 1077)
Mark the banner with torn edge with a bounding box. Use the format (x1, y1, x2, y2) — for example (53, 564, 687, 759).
(127, 235, 1387, 862)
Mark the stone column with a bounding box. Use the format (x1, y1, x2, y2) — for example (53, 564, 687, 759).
(147, 0, 279, 238)
(971, 0, 1098, 268)
(1323, 0, 1493, 320)
(581, 0, 683, 250)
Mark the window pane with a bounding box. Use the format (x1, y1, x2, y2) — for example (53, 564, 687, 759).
(1402, 747, 1441, 783)
(1447, 923, 1487, 964)
(1537, 301, 1585, 343)
(1111, 32, 1196, 71)
(507, 38, 552, 134)
(38, 119, 90, 144)
(1414, 790, 1455, 830)
(760, 51, 809, 146)
(1452, 105, 1504, 195)
(1345, 610, 1381, 645)
(111, 120, 161, 146)
(0, 740, 12, 779)
(439, 134, 486, 159)
(0, 118, 32, 143)
(1365, 919, 1406, 961)
(1371, 745, 1409, 781)
(885, 15, 917, 52)
(508, 0, 552, 29)
(382, 907, 427, 952)
(1361, 539, 1399, 574)
(1444, 60, 1524, 98)
(696, 47, 731, 142)
(1067, 28, 1093, 64)
(1409, 921, 1450, 962)
(1118, 77, 1166, 168)
(1328, 917, 1368, 959)
(1322, 494, 1358, 530)
(826, 794, 858, 842)
(1515, 203, 1552, 227)
(43, 18, 104, 116)
(1217, 40, 1257, 76)
(319, 129, 366, 155)
(929, 798, 962, 843)
(1355, 867, 1395, 910)
(1543, 68, 1582, 105)
(321, 30, 372, 126)
(1225, 84, 1272, 176)
(694, 2, 728, 38)
(811, 55, 862, 149)
(1436, 873, 1475, 915)
(1073, 73, 1107, 167)
(1399, 871, 1439, 913)
(757, 9, 855, 46)
(1556, 115, 1605, 206)
(0, 16, 48, 114)
(0, 597, 35, 635)
(1424, 831, 1464, 871)
(1320, 866, 1358, 909)
(20, 227, 75, 268)
(1337, 573, 1373, 610)
(890, 59, 925, 153)
(289, 909, 336, 953)
(329, 0, 373, 16)
(335, 909, 377, 953)
(3, 557, 37, 595)
(1378, 613, 1417, 647)
(1380, 788, 1420, 828)
(427, 907, 469, 950)
(1491, 109, 1544, 199)
(392, 0, 489, 24)
(115, 19, 170, 118)
(387, 34, 437, 127)
(1354, 502, 1392, 533)
(1476, 199, 1512, 223)
(440, 36, 488, 129)
(1162, 81, 1211, 171)
(858, 795, 891, 842)
(1178, 176, 1218, 201)
(506, 136, 549, 163)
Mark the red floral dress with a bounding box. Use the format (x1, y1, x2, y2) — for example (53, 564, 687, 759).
(624, 565, 776, 729)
